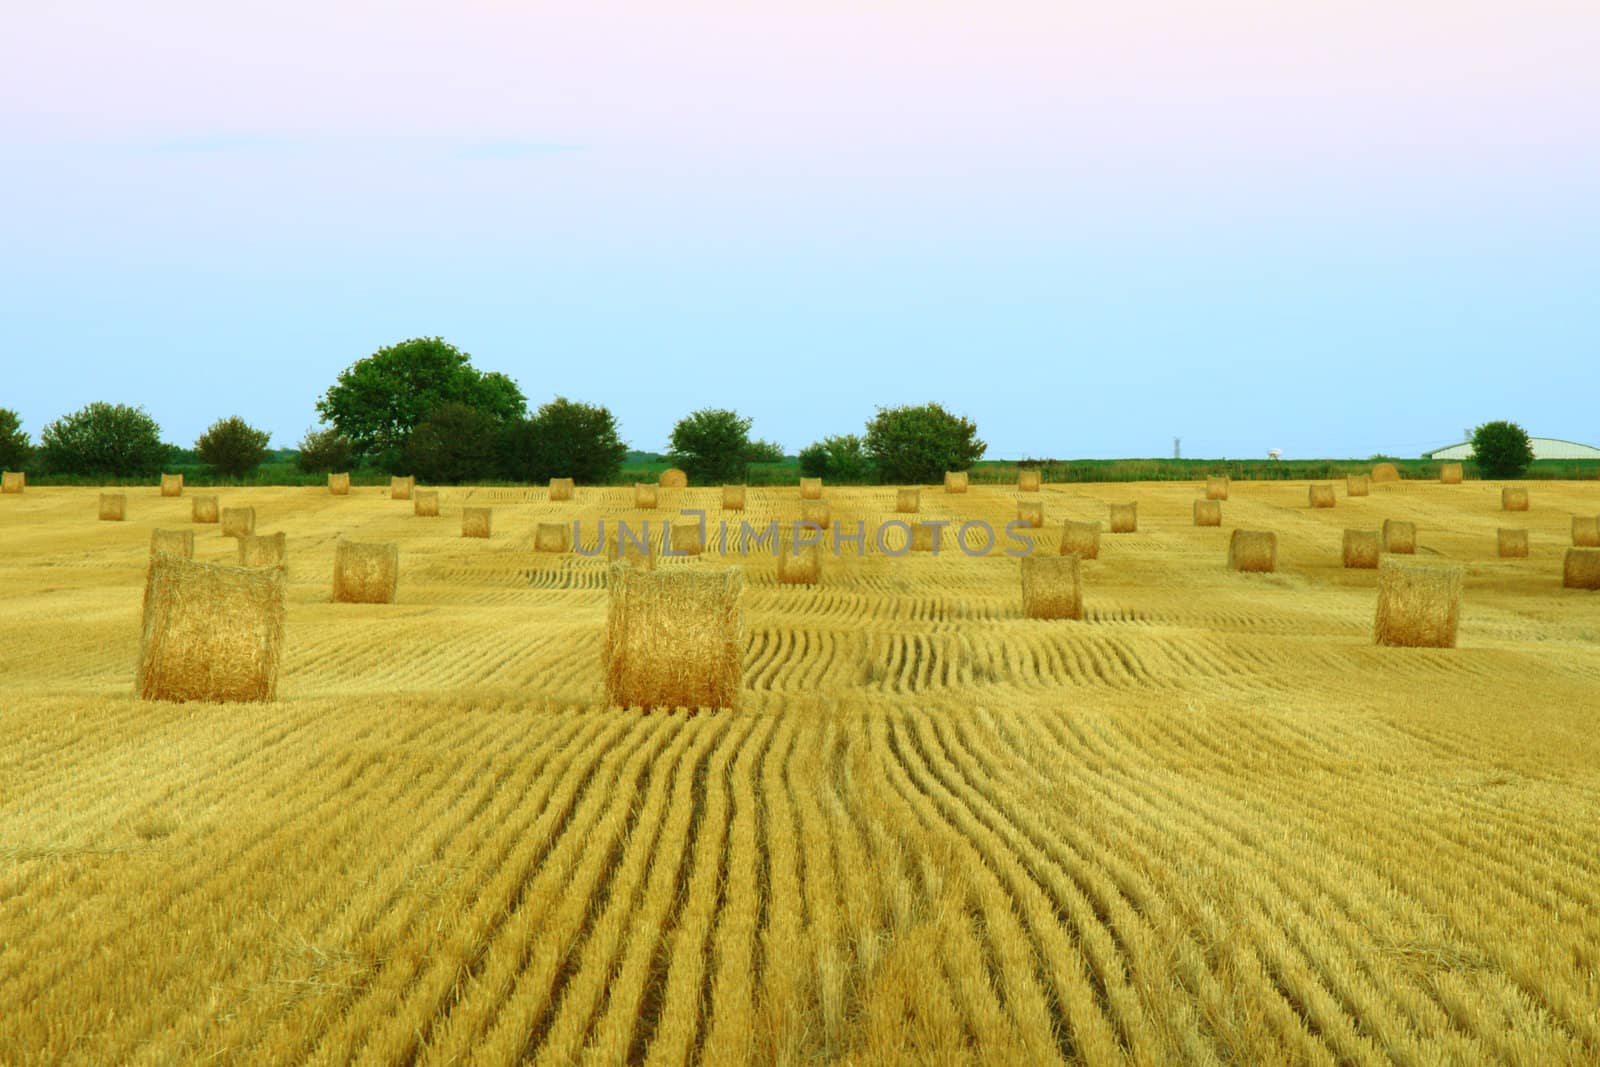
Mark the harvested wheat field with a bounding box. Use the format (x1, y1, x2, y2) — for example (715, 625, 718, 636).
(2, 480, 1599, 1065)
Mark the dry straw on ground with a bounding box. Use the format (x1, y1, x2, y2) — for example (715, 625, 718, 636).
(461, 507, 491, 539)
(669, 521, 704, 556)
(1061, 520, 1101, 560)
(799, 477, 822, 499)
(220, 507, 255, 538)
(944, 471, 969, 494)
(238, 532, 286, 568)
(603, 565, 744, 710)
(607, 527, 656, 570)
(390, 476, 414, 500)
(191, 496, 218, 524)
(1018, 500, 1045, 528)
(1193, 500, 1222, 527)
(801, 500, 831, 530)
(777, 534, 821, 585)
(910, 522, 940, 552)
(1564, 548, 1600, 589)
(328, 473, 350, 495)
(1019, 469, 1041, 492)
(1571, 517, 1599, 547)
(1343, 529, 1381, 569)
(1375, 557, 1462, 647)
(721, 485, 745, 510)
(137, 555, 284, 702)
(658, 468, 687, 488)
(1308, 484, 1336, 508)
(896, 488, 920, 513)
(634, 484, 658, 509)
(1109, 502, 1137, 533)
(1, 471, 23, 493)
(160, 473, 183, 497)
(1228, 530, 1278, 573)
(535, 522, 571, 553)
(549, 477, 575, 501)
(150, 529, 194, 559)
(1383, 519, 1417, 554)
(1501, 488, 1529, 511)
(1347, 474, 1370, 497)
(98, 494, 126, 521)
(1440, 463, 1464, 484)
(1020, 555, 1082, 620)
(413, 491, 440, 517)
(1372, 462, 1400, 483)
(1205, 476, 1229, 501)
(332, 541, 398, 603)
(1498, 528, 1529, 559)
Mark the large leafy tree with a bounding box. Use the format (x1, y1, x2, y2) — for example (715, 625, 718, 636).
(0, 408, 31, 470)
(668, 408, 753, 485)
(39, 402, 170, 477)
(798, 433, 874, 483)
(1470, 420, 1535, 479)
(315, 337, 526, 462)
(295, 425, 356, 473)
(864, 402, 986, 484)
(196, 416, 273, 478)
(503, 397, 629, 484)
(405, 403, 503, 484)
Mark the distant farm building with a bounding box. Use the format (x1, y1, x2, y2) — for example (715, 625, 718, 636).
(1423, 437, 1600, 461)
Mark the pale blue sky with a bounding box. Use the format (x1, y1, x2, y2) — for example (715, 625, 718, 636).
(2, 2, 1596, 458)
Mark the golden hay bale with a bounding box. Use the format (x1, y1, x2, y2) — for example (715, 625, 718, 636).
(390, 475, 414, 500)
(220, 506, 256, 538)
(1497, 528, 1528, 559)
(1228, 529, 1277, 572)
(192, 495, 219, 524)
(535, 522, 572, 553)
(799, 477, 823, 499)
(150, 529, 194, 559)
(944, 471, 969, 494)
(1375, 558, 1462, 648)
(1439, 463, 1463, 485)
(1, 471, 23, 493)
(721, 485, 746, 510)
(137, 555, 285, 703)
(328, 472, 350, 495)
(99, 493, 126, 521)
(1347, 474, 1370, 497)
(1574, 516, 1600, 547)
(607, 528, 657, 570)
(801, 500, 831, 530)
(237, 532, 286, 568)
(777, 535, 821, 585)
(1019, 469, 1042, 492)
(910, 522, 941, 552)
(1382, 519, 1417, 554)
(1501, 487, 1529, 512)
(462, 506, 491, 539)
(1109, 502, 1137, 534)
(1193, 500, 1221, 527)
(332, 540, 399, 603)
(549, 477, 575, 501)
(1018, 500, 1044, 528)
(659, 468, 688, 488)
(1343, 529, 1381, 569)
(1020, 555, 1081, 620)
(1564, 548, 1600, 590)
(1308, 484, 1336, 508)
(160, 473, 183, 497)
(634, 484, 659, 509)
(896, 488, 920, 513)
(1205, 476, 1229, 501)
(1371, 462, 1400, 483)
(413, 491, 440, 517)
(669, 521, 705, 556)
(1060, 520, 1101, 560)
(603, 565, 744, 710)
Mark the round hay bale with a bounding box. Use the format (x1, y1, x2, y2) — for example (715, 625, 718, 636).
(99, 493, 126, 522)
(1342, 529, 1380, 569)
(1228, 529, 1277, 573)
(944, 471, 969, 494)
(1060, 520, 1101, 560)
(669, 521, 705, 557)
(150, 529, 195, 559)
(1193, 500, 1222, 527)
(220, 507, 255, 538)
(721, 485, 746, 511)
(462, 506, 491, 539)
(1382, 519, 1417, 554)
(332, 541, 398, 603)
(910, 522, 941, 552)
(535, 522, 572, 553)
(1019, 500, 1045, 528)
(1205, 476, 1229, 501)
(1497, 528, 1529, 559)
(328, 472, 351, 495)
(238, 532, 286, 568)
(801, 500, 831, 531)
(607, 527, 657, 570)
(1501, 487, 1529, 512)
(658, 468, 688, 488)
(1308, 484, 1336, 509)
(799, 477, 823, 499)
(1346, 474, 1370, 497)
(1371, 462, 1400, 483)
(1571, 516, 1600, 547)
(1439, 463, 1463, 485)
(1020, 555, 1081, 620)
(603, 565, 744, 710)
(777, 535, 821, 585)
(1018, 469, 1042, 492)
(390, 475, 414, 500)
(634, 484, 659, 509)
(192, 495, 219, 524)
(138, 555, 285, 702)
(549, 477, 576, 502)
(895, 488, 920, 513)
(160, 473, 184, 497)
(1, 471, 24, 494)
(1375, 558, 1462, 647)
(1564, 548, 1600, 590)
(1109, 502, 1137, 534)
(413, 491, 440, 517)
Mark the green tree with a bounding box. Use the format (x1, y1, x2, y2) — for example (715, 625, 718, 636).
(798, 434, 874, 482)
(196, 416, 273, 478)
(0, 408, 32, 470)
(668, 408, 754, 484)
(503, 397, 628, 484)
(744, 438, 787, 464)
(405, 403, 502, 484)
(315, 337, 526, 462)
(864, 402, 986, 484)
(295, 426, 356, 473)
(1470, 420, 1534, 479)
(39, 402, 170, 477)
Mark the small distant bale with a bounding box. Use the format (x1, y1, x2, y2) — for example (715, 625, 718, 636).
(896, 488, 920, 513)
(1382, 519, 1417, 554)
(607, 528, 657, 570)
(462, 506, 491, 539)
(1308, 484, 1336, 509)
(150, 529, 194, 559)
(635, 484, 659, 509)
(910, 523, 940, 552)
(1564, 548, 1600, 590)
(1439, 463, 1463, 485)
(238, 532, 286, 568)
(1060, 520, 1101, 560)
(1346, 474, 1370, 497)
(332, 540, 399, 603)
(669, 521, 705, 556)
(413, 491, 440, 517)
(550, 477, 575, 501)
(1018, 500, 1045, 528)
(220, 506, 256, 538)
(1375, 558, 1463, 648)
(535, 522, 572, 553)
(1020, 555, 1082, 620)
(1500, 487, 1529, 512)
(1193, 500, 1221, 527)
(1497, 528, 1528, 559)
(1019, 469, 1042, 492)
(137, 555, 285, 703)
(1371, 462, 1400, 483)
(1205, 476, 1229, 501)
(801, 500, 831, 530)
(1109, 502, 1137, 534)
(799, 477, 822, 499)
(160, 473, 183, 497)
(328, 472, 351, 495)
(1, 471, 23, 493)
(1343, 529, 1381, 569)
(721, 485, 746, 510)
(99, 493, 126, 521)
(777, 535, 821, 585)
(659, 468, 688, 488)
(1574, 516, 1600, 547)
(390, 476, 414, 500)
(1228, 529, 1277, 573)
(944, 471, 969, 494)
(192, 495, 219, 524)
(603, 565, 744, 710)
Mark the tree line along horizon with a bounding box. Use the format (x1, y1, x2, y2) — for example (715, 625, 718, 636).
(0, 337, 1542, 485)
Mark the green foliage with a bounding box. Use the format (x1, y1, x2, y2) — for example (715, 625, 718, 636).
(744, 438, 787, 464)
(503, 397, 629, 484)
(0, 408, 32, 470)
(668, 408, 754, 485)
(295, 426, 356, 473)
(863, 403, 986, 484)
(39, 402, 170, 477)
(195, 416, 272, 478)
(315, 337, 526, 459)
(798, 434, 875, 482)
(405, 403, 502, 484)
(1470, 420, 1535, 479)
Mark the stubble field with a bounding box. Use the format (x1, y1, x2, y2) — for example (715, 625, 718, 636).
(2, 479, 1598, 1065)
